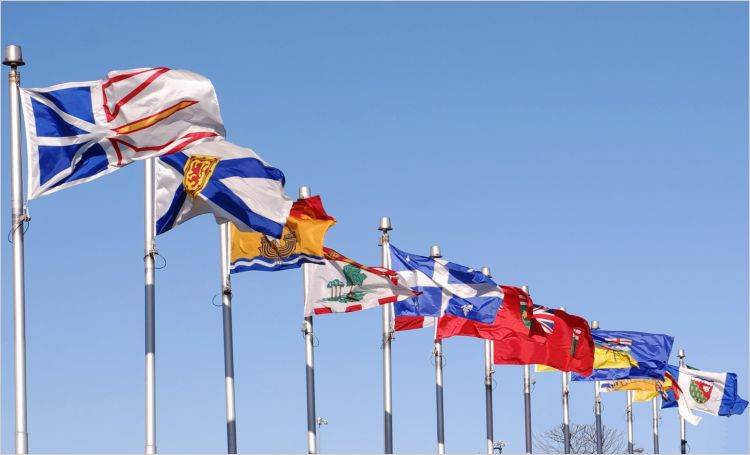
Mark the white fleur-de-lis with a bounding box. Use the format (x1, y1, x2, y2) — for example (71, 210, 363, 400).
(462, 303, 474, 316)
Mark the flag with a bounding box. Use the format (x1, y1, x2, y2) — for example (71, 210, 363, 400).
(571, 330, 674, 381)
(483, 297, 595, 375)
(155, 140, 292, 237)
(389, 244, 503, 331)
(599, 378, 669, 402)
(304, 248, 417, 316)
(662, 364, 748, 421)
(20, 67, 225, 199)
(230, 195, 335, 273)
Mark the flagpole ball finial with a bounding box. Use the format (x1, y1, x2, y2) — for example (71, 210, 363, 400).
(678, 349, 685, 358)
(298, 186, 311, 200)
(481, 266, 492, 277)
(521, 285, 530, 295)
(3, 45, 24, 67)
(429, 245, 442, 258)
(591, 320, 600, 329)
(379, 216, 392, 232)
(559, 306, 566, 311)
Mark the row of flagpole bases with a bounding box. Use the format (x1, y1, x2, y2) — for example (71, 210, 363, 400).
(3, 44, 692, 455)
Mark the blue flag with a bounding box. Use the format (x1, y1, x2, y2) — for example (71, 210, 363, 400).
(571, 329, 674, 381)
(662, 364, 748, 418)
(389, 244, 502, 329)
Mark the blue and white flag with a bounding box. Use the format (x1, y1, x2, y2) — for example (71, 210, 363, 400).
(389, 244, 503, 330)
(662, 364, 748, 423)
(155, 140, 292, 237)
(20, 67, 225, 199)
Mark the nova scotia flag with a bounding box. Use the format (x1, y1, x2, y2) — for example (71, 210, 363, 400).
(389, 244, 503, 331)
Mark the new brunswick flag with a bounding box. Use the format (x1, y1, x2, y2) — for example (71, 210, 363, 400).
(230, 195, 335, 273)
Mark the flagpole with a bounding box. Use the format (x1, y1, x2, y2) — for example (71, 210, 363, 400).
(481, 267, 494, 455)
(558, 307, 570, 455)
(300, 186, 318, 454)
(4, 44, 29, 455)
(379, 217, 394, 454)
(591, 320, 603, 455)
(521, 285, 532, 454)
(430, 245, 446, 454)
(219, 222, 237, 453)
(144, 157, 157, 454)
(626, 391, 634, 454)
(678, 349, 686, 454)
(652, 396, 660, 454)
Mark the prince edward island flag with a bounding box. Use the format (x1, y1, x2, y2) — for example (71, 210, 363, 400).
(21, 67, 224, 199)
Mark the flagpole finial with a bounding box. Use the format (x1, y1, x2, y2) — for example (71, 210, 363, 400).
(481, 266, 491, 277)
(3, 45, 24, 67)
(521, 285, 530, 295)
(429, 245, 442, 258)
(559, 306, 566, 311)
(379, 216, 392, 232)
(298, 186, 311, 200)
(591, 320, 600, 329)
(678, 349, 685, 358)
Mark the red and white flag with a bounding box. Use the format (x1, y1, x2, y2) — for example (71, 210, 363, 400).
(304, 248, 416, 316)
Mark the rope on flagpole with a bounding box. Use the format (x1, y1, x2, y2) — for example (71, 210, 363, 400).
(6, 209, 30, 243)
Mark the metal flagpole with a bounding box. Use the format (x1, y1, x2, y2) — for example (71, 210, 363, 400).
(4, 44, 28, 455)
(678, 349, 686, 454)
(430, 245, 445, 454)
(591, 320, 603, 455)
(652, 396, 660, 454)
(379, 217, 394, 454)
(626, 391, 634, 454)
(558, 307, 570, 455)
(521, 285, 532, 454)
(300, 186, 318, 454)
(219, 222, 237, 453)
(144, 158, 157, 455)
(481, 267, 494, 455)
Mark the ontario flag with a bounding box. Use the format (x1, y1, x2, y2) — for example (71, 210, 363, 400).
(303, 248, 417, 316)
(20, 67, 224, 198)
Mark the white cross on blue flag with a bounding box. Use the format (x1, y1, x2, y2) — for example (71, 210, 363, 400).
(389, 244, 503, 330)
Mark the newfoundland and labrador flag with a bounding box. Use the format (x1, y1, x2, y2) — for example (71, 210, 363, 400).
(304, 248, 417, 316)
(662, 364, 748, 423)
(388, 245, 503, 332)
(155, 140, 292, 237)
(571, 329, 674, 382)
(230, 195, 335, 273)
(20, 67, 224, 199)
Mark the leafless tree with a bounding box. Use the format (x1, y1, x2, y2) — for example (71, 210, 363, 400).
(535, 423, 627, 454)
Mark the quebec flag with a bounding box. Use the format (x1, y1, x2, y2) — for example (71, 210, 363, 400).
(389, 244, 503, 331)
(20, 67, 225, 199)
(155, 140, 293, 238)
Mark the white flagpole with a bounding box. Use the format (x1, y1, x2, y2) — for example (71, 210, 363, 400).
(480, 267, 494, 455)
(300, 186, 317, 454)
(626, 390, 634, 454)
(591, 320, 603, 455)
(219, 222, 237, 453)
(144, 158, 157, 454)
(430, 245, 445, 454)
(378, 217, 394, 454)
(652, 396, 660, 454)
(521, 285, 532, 454)
(558, 307, 571, 455)
(4, 44, 28, 455)
(678, 349, 686, 454)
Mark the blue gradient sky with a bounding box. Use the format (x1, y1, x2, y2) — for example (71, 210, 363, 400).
(2, 2, 748, 453)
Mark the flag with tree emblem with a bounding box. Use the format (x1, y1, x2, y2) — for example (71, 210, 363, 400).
(661, 364, 748, 422)
(304, 248, 417, 316)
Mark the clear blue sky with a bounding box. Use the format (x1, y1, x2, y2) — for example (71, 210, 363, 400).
(2, 2, 748, 453)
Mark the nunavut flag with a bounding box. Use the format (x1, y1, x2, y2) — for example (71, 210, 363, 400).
(230, 195, 335, 272)
(21, 67, 224, 198)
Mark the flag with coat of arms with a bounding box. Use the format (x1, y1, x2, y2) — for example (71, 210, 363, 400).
(155, 139, 292, 237)
(20, 67, 224, 199)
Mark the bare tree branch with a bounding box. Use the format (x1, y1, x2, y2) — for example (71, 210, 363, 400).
(535, 423, 627, 454)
